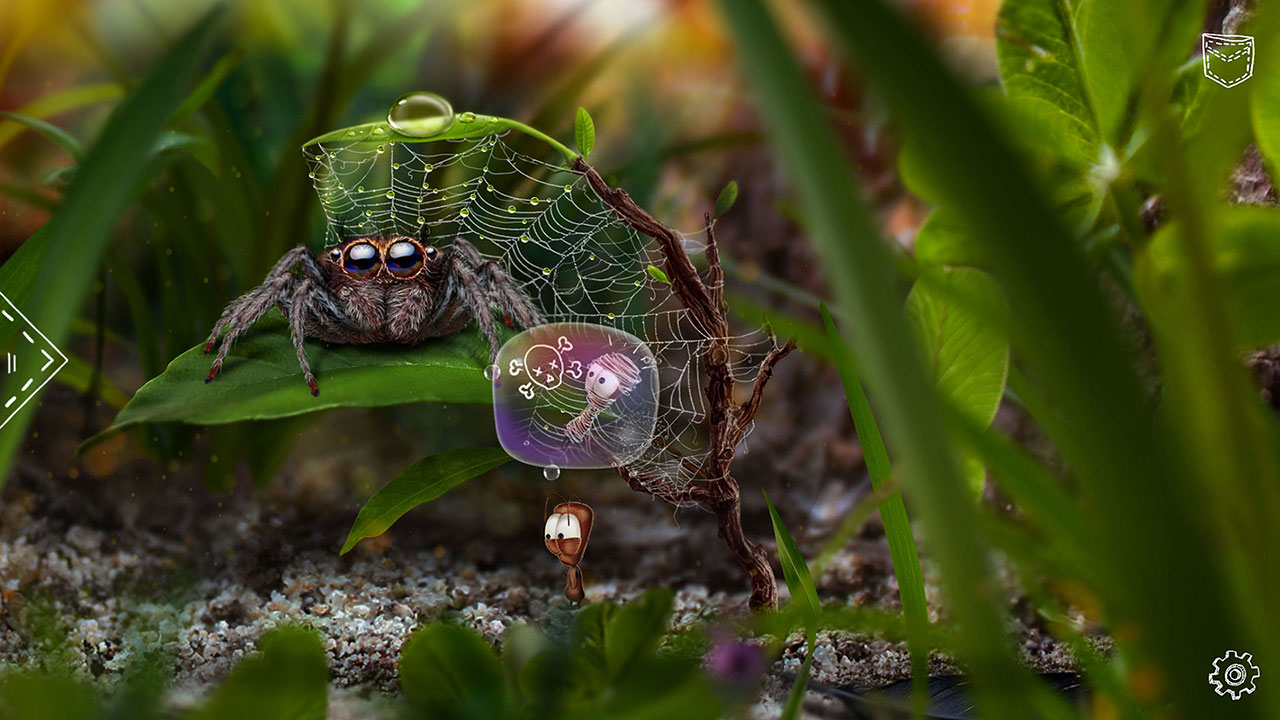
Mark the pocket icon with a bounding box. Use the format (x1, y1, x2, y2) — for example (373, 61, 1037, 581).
(1203, 33, 1255, 88)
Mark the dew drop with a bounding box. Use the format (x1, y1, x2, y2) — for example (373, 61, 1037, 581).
(393, 163, 401, 170)
(417, 216, 426, 224)
(347, 130, 356, 136)
(386, 190, 396, 199)
(483, 364, 499, 381)
(520, 234, 530, 243)
(563, 184, 572, 192)
(469, 193, 476, 200)
(634, 280, 642, 286)
(507, 205, 517, 213)
(543, 465, 560, 481)
(530, 197, 540, 205)
(459, 111, 476, 123)
(589, 254, 596, 260)
(460, 208, 470, 217)
(357, 185, 365, 192)
(487, 185, 495, 192)
(365, 210, 373, 217)
(608, 312, 616, 319)
(387, 92, 455, 138)
(376, 145, 386, 154)
(308, 171, 316, 178)
(488, 115, 498, 123)
(542, 267, 551, 275)
(426, 163, 435, 172)
(483, 165, 490, 172)
(373, 126, 384, 134)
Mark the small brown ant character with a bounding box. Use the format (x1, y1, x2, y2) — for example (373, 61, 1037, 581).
(543, 496, 593, 604)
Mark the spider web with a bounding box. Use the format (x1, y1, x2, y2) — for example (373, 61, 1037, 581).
(304, 129, 778, 493)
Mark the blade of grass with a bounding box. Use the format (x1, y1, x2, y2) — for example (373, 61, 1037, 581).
(0, 84, 123, 155)
(763, 490, 818, 720)
(0, 7, 225, 487)
(804, 0, 1245, 714)
(717, 3, 1029, 717)
(819, 303, 929, 694)
(0, 111, 83, 160)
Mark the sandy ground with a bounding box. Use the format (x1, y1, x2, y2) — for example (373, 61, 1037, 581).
(0, 360, 1100, 718)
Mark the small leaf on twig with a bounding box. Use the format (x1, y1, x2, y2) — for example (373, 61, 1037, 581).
(647, 264, 671, 285)
(714, 180, 739, 218)
(575, 107, 595, 158)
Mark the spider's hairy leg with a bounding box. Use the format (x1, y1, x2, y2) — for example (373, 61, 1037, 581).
(205, 246, 321, 383)
(453, 260, 503, 360)
(287, 279, 322, 396)
(204, 246, 322, 354)
(450, 237, 545, 329)
(478, 262, 544, 328)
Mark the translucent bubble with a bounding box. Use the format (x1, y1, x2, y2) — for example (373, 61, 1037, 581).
(387, 92, 454, 137)
(373, 127, 384, 134)
(494, 323, 658, 470)
(484, 364, 500, 381)
(458, 111, 476, 123)
(543, 465, 561, 481)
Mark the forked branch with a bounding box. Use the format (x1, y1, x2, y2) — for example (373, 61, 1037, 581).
(572, 158, 795, 609)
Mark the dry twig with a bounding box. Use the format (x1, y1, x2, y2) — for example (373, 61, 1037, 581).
(573, 158, 796, 608)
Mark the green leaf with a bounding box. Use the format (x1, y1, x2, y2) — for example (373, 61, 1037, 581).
(603, 588, 673, 680)
(92, 313, 495, 443)
(302, 115, 578, 163)
(995, 0, 1098, 156)
(1254, 39, 1280, 173)
(763, 491, 820, 720)
(914, 210, 982, 269)
(0, 673, 104, 720)
(646, 264, 671, 285)
(0, 7, 225, 488)
(714, 180, 739, 217)
(187, 627, 328, 720)
(762, 491, 819, 623)
(0, 83, 122, 156)
(400, 625, 509, 718)
(0, 111, 83, 160)
(905, 267, 1010, 428)
(340, 446, 511, 554)
(575, 106, 596, 157)
(1138, 207, 1280, 349)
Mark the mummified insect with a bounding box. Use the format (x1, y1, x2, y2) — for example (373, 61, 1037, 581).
(544, 497, 594, 604)
(204, 234, 543, 395)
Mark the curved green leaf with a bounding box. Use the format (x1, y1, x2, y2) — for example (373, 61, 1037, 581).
(188, 627, 328, 720)
(97, 313, 496, 439)
(995, 0, 1098, 156)
(714, 180, 739, 217)
(575, 106, 596, 157)
(1138, 207, 1280, 349)
(303, 114, 578, 163)
(400, 625, 509, 717)
(603, 588, 672, 680)
(341, 446, 511, 554)
(906, 267, 1011, 428)
(0, 111, 83, 159)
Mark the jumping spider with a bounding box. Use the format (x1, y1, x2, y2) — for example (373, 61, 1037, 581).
(204, 234, 543, 395)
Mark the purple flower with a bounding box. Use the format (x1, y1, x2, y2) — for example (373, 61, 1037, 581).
(706, 634, 766, 686)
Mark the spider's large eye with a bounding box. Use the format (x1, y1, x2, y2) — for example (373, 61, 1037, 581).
(343, 242, 380, 276)
(387, 240, 425, 278)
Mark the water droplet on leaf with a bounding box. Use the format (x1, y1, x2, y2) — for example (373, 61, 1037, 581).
(386, 92, 454, 138)
(484, 364, 499, 381)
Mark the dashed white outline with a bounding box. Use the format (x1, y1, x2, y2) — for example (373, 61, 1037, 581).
(1203, 33, 1255, 88)
(0, 291, 68, 430)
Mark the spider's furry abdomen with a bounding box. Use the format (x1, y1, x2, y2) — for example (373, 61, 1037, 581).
(205, 236, 543, 395)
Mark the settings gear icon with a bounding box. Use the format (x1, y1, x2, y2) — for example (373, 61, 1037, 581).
(1209, 650, 1261, 700)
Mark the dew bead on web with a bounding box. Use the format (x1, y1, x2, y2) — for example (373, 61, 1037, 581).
(304, 133, 781, 490)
